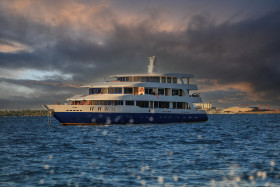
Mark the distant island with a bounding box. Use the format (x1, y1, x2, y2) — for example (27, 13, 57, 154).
(196, 103, 280, 114)
(205, 108, 280, 114)
(0, 110, 48, 116)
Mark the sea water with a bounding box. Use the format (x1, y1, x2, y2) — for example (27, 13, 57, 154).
(0, 114, 280, 186)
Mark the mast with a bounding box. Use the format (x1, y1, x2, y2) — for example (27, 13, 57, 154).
(147, 56, 157, 74)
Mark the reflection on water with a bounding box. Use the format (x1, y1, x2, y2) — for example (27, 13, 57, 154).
(0, 114, 280, 186)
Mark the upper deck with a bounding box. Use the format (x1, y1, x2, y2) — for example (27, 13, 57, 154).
(83, 56, 196, 88)
(82, 73, 196, 88)
(111, 73, 194, 78)
(112, 73, 193, 83)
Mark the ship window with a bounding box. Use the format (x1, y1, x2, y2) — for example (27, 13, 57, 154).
(91, 88, 103, 94)
(179, 89, 183, 96)
(158, 88, 164, 95)
(173, 78, 177, 83)
(126, 101, 134, 105)
(93, 100, 124, 105)
(154, 101, 159, 108)
(141, 77, 145, 82)
(119, 77, 128, 82)
(115, 100, 123, 105)
(150, 77, 155, 82)
(145, 88, 155, 95)
(178, 102, 184, 109)
(155, 77, 160, 82)
(162, 77, 166, 83)
(173, 102, 190, 109)
(145, 88, 148, 94)
(159, 102, 169, 108)
(115, 88, 122, 94)
(136, 101, 149, 108)
(145, 77, 148, 82)
(172, 89, 179, 96)
(167, 77, 171, 83)
(124, 87, 133, 94)
(108, 87, 122, 94)
(173, 102, 185, 109)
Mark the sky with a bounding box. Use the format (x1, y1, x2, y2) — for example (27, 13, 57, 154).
(0, 0, 280, 110)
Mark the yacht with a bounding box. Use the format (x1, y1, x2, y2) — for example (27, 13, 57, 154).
(43, 56, 208, 125)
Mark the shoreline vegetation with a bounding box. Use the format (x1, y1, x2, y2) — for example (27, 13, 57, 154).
(0, 109, 280, 117)
(205, 109, 280, 114)
(0, 110, 48, 116)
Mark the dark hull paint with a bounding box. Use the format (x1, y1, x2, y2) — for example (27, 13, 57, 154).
(53, 112, 208, 125)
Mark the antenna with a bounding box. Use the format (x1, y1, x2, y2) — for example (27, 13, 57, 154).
(147, 56, 157, 74)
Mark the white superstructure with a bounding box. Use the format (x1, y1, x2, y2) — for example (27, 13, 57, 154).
(44, 56, 207, 125)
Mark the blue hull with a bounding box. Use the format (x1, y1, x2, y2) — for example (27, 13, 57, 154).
(53, 112, 208, 125)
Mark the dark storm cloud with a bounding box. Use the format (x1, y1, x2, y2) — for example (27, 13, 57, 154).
(0, 10, 54, 47)
(183, 11, 280, 102)
(1, 1, 280, 108)
(0, 39, 16, 46)
(0, 78, 80, 89)
(0, 78, 81, 110)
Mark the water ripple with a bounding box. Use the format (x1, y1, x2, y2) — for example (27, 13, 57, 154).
(0, 114, 280, 186)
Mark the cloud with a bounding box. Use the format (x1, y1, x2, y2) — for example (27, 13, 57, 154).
(186, 11, 280, 106)
(0, 39, 31, 53)
(0, 78, 81, 109)
(0, 0, 280, 109)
